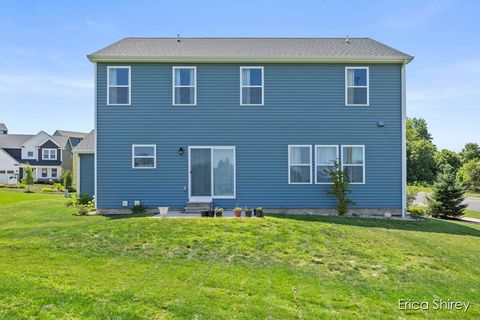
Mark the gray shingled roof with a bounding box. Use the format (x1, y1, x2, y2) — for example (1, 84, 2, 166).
(54, 130, 88, 139)
(88, 37, 413, 63)
(0, 123, 7, 132)
(0, 133, 69, 149)
(73, 130, 94, 153)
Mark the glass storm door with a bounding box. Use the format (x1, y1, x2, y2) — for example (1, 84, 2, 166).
(189, 147, 235, 201)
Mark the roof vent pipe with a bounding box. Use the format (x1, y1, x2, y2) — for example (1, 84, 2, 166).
(177, 34, 181, 42)
(345, 35, 350, 44)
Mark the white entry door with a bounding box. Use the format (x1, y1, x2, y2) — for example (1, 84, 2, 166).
(188, 146, 236, 201)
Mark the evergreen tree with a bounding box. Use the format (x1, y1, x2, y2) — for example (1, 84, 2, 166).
(426, 165, 467, 217)
(327, 162, 355, 215)
(63, 170, 72, 190)
(21, 164, 34, 193)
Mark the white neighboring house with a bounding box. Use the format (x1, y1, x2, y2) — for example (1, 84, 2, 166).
(0, 129, 82, 184)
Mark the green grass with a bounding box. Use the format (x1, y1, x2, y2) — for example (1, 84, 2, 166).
(464, 209, 480, 219)
(0, 190, 479, 319)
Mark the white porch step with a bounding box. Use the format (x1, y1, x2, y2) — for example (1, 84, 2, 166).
(184, 201, 212, 213)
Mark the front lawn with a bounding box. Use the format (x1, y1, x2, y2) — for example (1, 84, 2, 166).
(464, 209, 480, 219)
(0, 189, 479, 319)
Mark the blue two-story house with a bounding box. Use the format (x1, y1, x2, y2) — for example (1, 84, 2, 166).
(84, 37, 413, 217)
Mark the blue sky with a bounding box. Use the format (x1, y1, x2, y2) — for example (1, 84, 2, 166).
(0, 0, 478, 151)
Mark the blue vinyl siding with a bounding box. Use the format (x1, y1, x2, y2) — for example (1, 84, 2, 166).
(96, 63, 401, 209)
(79, 154, 94, 196)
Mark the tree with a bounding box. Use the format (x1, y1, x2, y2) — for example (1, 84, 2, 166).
(406, 117, 437, 184)
(407, 139, 437, 183)
(426, 165, 467, 217)
(406, 117, 433, 142)
(63, 170, 72, 190)
(459, 143, 480, 164)
(435, 149, 462, 174)
(21, 164, 34, 193)
(327, 162, 355, 215)
(457, 159, 480, 192)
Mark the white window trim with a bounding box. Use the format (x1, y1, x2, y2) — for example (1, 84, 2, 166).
(345, 66, 369, 106)
(314, 145, 339, 185)
(288, 145, 312, 184)
(41, 168, 48, 178)
(107, 66, 131, 106)
(42, 148, 57, 160)
(51, 168, 58, 178)
(341, 145, 366, 185)
(240, 66, 264, 106)
(188, 146, 236, 200)
(172, 66, 197, 106)
(132, 144, 156, 169)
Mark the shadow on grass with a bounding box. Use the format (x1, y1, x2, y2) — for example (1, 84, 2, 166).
(103, 213, 155, 220)
(268, 214, 480, 237)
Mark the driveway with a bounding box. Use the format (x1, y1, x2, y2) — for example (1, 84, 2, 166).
(415, 192, 480, 211)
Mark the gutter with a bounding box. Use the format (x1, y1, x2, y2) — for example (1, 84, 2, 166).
(401, 59, 408, 218)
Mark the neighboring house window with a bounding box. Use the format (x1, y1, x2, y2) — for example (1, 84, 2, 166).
(173, 67, 196, 106)
(342, 145, 365, 184)
(132, 145, 156, 169)
(51, 168, 58, 178)
(346, 67, 369, 106)
(240, 66, 263, 105)
(41, 168, 48, 178)
(42, 148, 57, 160)
(27, 151, 33, 157)
(7, 170, 14, 174)
(0, 170, 5, 174)
(288, 145, 312, 184)
(315, 145, 338, 184)
(107, 66, 131, 105)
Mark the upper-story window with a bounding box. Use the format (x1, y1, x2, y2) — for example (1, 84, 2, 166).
(173, 67, 196, 106)
(288, 145, 312, 184)
(342, 145, 365, 184)
(315, 145, 338, 184)
(27, 151, 34, 157)
(132, 145, 156, 169)
(42, 148, 57, 160)
(107, 66, 131, 106)
(240, 67, 263, 105)
(346, 67, 369, 106)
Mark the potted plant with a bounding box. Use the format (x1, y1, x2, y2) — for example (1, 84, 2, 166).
(207, 210, 215, 217)
(233, 207, 242, 218)
(158, 207, 169, 217)
(245, 208, 252, 217)
(201, 210, 209, 217)
(254, 207, 264, 217)
(215, 207, 224, 217)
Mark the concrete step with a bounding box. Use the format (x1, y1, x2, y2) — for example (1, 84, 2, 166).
(184, 201, 211, 213)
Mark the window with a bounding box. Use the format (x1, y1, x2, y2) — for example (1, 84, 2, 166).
(51, 168, 58, 178)
(315, 145, 338, 184)
(132, 145, 156, 169)
(0, 170, 5, 174)
(42, 148, 57, 160)
(346, 67, 369, 106)
(7, 170, 14, 174)
(240, 67, 263, 105)
(107, 66, 131, 105)
(342, 145, 365, 184)
(27, 151, 33, 157)
(41, 168, 48, 178)
(173, 67, 196, 105)
(288, 145, 312, 184)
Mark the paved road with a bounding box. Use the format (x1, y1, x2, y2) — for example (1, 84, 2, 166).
(414, 192, 480, 211)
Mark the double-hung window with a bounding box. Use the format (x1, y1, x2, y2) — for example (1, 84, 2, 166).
(132, 145, 156, 169)
(315, 145, 338, 184)
(108, 66, 131, 105)
(41, 168, 48, 178)
(342, 145, 365, 184)
(240, 66, 263, 105)
(173, 67, 196, 105)
(42, 148, 57, 160)
(51, 168, 58, 178)
(346, 67, 369, 106)
(288, 145, 312, 184)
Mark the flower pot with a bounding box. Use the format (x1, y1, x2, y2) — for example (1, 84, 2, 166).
(254, 209, 264, 217)
(201, 210, 209, 217)
(207, 210, 215, 217)
(158, 207, 169, 217)
(233, 210, 242, 218)
(245, 210, 252, 217)
(215, 211, 223, 217)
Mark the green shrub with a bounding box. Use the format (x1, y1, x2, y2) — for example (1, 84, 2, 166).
(41, 187, 57, 192)
(65, 198, 76, 207)
(63, 170, 72, 190)
(78, 193, 94, 205)
(409, 206, 427, 219)
(327, 162, 355, 215)
(406, 186, 418, 209)
(77, 205, 89, 216)
(131, 204, 147, 214)
(427, 165, 467, 217)
(18, 183, 25, 188)
(457, 159, 480, 192)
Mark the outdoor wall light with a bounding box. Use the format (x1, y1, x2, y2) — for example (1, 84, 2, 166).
(178, 147, 184, 156)
(377, 121, 385, 127)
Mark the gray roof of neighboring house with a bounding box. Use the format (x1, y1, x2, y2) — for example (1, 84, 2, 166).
(88, 37, 413, 63)
(0, 133, 69, 149)
(73, 130, 95, 152)
(53, 130, 88, 139)
(0, 123, 7, 132)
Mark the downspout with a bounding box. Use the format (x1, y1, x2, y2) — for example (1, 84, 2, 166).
(93, 62, 97, 209)
(401, 60, 407, 218)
